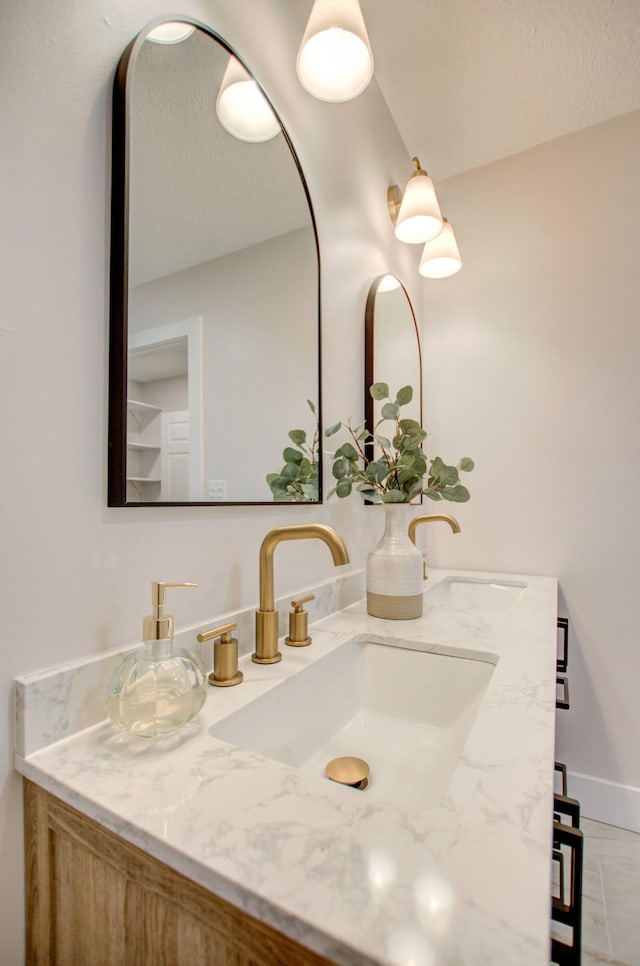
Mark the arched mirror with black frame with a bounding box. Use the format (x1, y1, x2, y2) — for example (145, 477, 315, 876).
(364, 273, 423, 502)
(108, 17, 321, 506)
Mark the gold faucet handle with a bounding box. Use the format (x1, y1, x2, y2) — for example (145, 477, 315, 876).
(291, 594, 315, 613)
(285, 595, 314, 647)
(197, 621, 243, 687)
(197, 620, 237, 644)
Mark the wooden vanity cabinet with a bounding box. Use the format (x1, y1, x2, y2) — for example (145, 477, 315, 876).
(25, 780, 333, 966)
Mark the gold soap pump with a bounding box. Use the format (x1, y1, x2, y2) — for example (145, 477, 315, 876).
(106, 581, 207, 739)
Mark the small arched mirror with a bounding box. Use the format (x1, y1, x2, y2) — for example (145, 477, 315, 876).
(364, 274, 423, 498)
(108, 18, 321, 506)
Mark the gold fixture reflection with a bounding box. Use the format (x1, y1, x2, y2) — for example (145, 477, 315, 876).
(408, 514, 461, 580)
(325, 755, 369, 789)
(253, 525, 349, 664)
(197, 620, 243, 687)
(285, 594, 315, 647)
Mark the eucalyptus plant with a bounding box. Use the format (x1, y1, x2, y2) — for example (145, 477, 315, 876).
(325, 383, 474, 503)
(267, 399, 320, 502)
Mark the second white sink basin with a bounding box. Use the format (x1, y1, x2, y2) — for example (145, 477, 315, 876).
(424, 576, 527, 609)
(210, 638, 497, 810)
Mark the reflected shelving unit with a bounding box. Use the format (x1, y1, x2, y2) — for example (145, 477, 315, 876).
(126, 399, 162, 500)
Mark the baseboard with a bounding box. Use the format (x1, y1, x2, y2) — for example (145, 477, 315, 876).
(567, 770, 640, 833)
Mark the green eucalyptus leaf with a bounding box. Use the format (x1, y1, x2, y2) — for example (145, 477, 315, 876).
(406, 479, 424, 500)
(429, 458, 459, 486)
(370, 382, 389, 400)
(396, 385, 413, 406)
(397, 460, 417, 485)
(365, 461, 388, 483)
(459, 457, 475, 472)
(382, 489, 406, 503)
(356, 483, 378, 496)
(288, 430, 306, 446)
(424, 487, 443, 501)
(374, 435, 392, 448)
(412, 453, 427, 476)
(268, 476, 291, 497)
(398, 418, 421, 434)
(381, 402, 399, 420)
(283, 446, 303, 464)
(299, 458, 312, 477)
(402, 436, 422, 452)
(306, 399, 316, 415)
(281, 462, 300, 481)
(325, 422, 342, 437)
(441, 484, 471, 502)
(300, 483, 318, 500)
(337, 442, 359, 462)
(332, 458, 348, 480)
(335, 479, 353, 498)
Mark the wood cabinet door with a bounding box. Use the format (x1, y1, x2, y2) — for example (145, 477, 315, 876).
(24, 780, 334, 966)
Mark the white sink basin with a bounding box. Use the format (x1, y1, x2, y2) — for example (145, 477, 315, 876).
(210, 638, 497, 810)
(424, 576, 527, 609)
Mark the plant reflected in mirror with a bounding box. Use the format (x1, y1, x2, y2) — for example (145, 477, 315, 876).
(267, 400, 320, 502)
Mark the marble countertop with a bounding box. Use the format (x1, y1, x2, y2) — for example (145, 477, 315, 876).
(15, 568, 558, 966)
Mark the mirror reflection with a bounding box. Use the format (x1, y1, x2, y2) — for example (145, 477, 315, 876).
(109, 20, 321, 505)
(364, 274, 423, 496)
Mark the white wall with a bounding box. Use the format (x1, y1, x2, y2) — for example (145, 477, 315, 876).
(422, 110, 640, 829)
(0, 1, 418, 961)
(131, 228, 319, 501)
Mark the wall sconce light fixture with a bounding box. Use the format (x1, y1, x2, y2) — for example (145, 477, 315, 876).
(216, 56, 280, 142)
(388, 157, 443, 244)
(147, 22, 195, 44)
(297, 0, 374, 102)
(418, 219, 462, 278)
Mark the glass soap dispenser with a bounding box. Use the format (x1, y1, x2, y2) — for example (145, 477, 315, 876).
(106, 581, 207, 739)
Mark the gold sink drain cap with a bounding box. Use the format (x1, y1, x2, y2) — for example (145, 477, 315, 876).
(325, 756, 369, 788)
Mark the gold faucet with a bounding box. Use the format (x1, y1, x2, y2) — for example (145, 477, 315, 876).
(253, 524, 350, 665)
(408, 514, 460, 579)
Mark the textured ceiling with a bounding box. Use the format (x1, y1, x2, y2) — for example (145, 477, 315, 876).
(128, 4, 640, 285)
(364, 0, 640, 180)
(129, 27, 311, 287)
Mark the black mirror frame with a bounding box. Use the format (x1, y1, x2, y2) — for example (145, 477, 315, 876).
(107, 17, 322, 506)
(363, 274, 423, 503)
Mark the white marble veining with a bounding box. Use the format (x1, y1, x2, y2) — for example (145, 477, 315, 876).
(15, 568, 558, 965)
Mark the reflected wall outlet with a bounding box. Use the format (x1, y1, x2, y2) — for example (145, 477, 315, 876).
(208, 480, 227, 500)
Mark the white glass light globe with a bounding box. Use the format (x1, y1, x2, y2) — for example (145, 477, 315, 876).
(419, 222, 462, 279)
(216, 80, 280, 142)
(297, 27, 373, 102)
(147, 22, 195, 45)
(395, 174, 443, 244)
(377, 274, 401, 292)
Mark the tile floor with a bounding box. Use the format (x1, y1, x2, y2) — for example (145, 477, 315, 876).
(580, 817, 640, 965)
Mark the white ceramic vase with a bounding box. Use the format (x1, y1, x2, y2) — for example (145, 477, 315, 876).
(366, 503, 424, 619)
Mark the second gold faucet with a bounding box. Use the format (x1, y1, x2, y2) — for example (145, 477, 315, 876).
(408, 514, 460, 579)
(253, 524, 350, 665)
